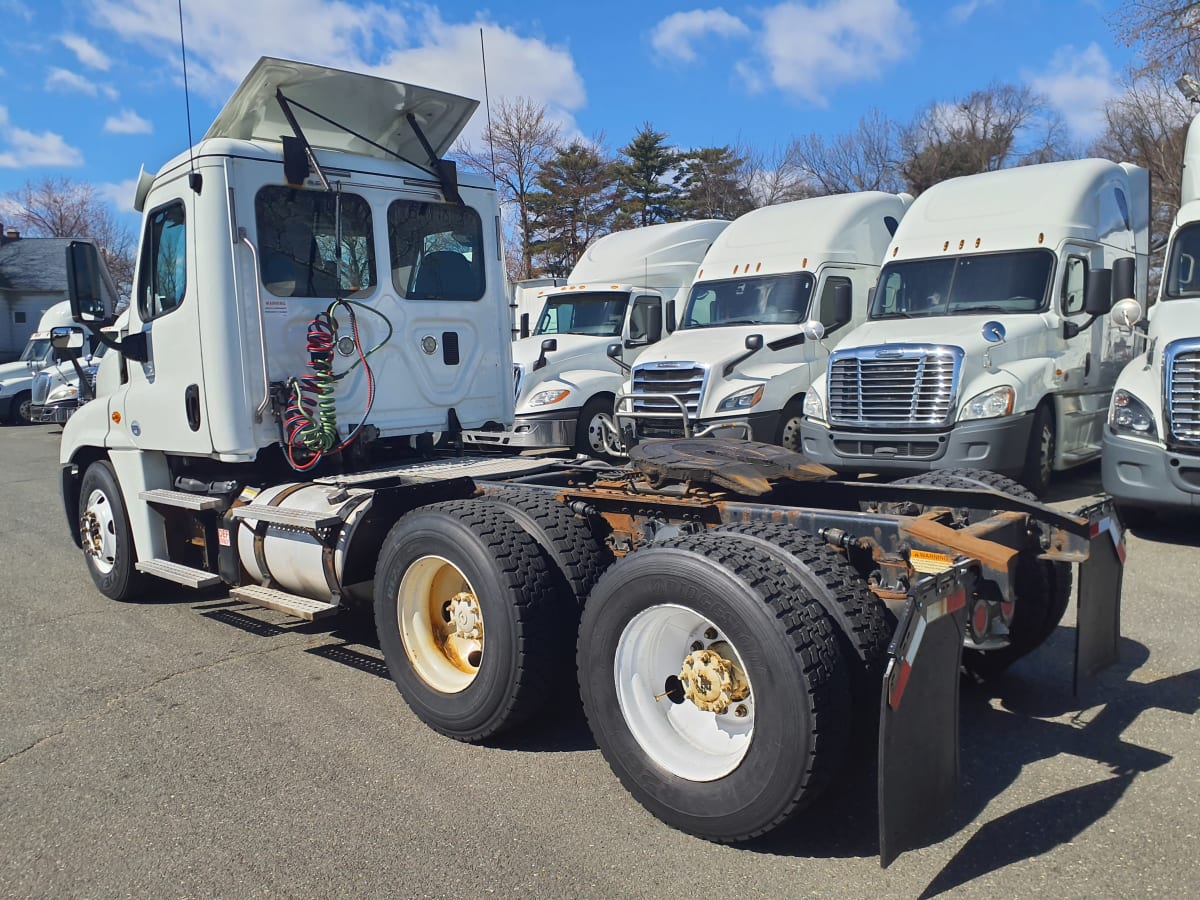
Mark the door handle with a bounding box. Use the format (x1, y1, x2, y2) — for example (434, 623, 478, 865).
(185, 384, 201, 432)
(1084, 352, 1092, 377)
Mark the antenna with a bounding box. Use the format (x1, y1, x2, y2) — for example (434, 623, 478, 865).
(480, 28, 496, 179)
(177, 0, 201, 194)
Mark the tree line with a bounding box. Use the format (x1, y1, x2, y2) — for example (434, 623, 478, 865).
(2, 2, 1196, 289)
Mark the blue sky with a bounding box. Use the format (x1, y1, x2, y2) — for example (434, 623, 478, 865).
(0, 0, 1135, 223)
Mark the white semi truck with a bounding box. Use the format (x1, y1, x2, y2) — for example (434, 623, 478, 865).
(612, 192, 910, 454)
(1103, 113, 1200, 515)
(800, 159, 1149, 496)
(0, 300, 74, 424)
(53, 56, 1128, 866)
(465, 220, 727, 456)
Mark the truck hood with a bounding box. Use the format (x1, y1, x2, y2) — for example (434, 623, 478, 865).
(0, 359, 37, 384)
(837, 315, 1054, 360)
(513, 333, 616, 370)
(633, 327, 781, 371)
(1147, 299, 1200, 344)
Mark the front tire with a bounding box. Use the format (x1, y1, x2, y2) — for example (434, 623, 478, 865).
(13, 390, 33, 425)
(578, 533, 849, 842)
(776, 398, 804, 452)
(373, 499, 563, 742)
(79, 460, 148, 601)
(1020, 404, 1055, 497)
(575, 395, 616, 459)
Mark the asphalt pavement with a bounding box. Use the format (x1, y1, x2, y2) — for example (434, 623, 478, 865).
(1, 423, 1197, 898)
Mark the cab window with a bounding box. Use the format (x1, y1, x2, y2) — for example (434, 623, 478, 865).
(137, 202, 187, 321)
(389, 200, 485, 301)
(1061, 256, 1088, 316)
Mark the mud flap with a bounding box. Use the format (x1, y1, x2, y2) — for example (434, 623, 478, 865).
(1074, 515, 1125, 692)
(878, 565, 971, 868)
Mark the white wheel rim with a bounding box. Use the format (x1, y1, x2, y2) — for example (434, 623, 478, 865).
(614, 604, 754, 781)
(780, 415, 802, 451)
(586, 411, 612, 454)
(397, 555, 483, 694)
(82, 488, 118, 575)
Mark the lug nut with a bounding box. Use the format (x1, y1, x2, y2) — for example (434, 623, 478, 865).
(734, 704, 748, 718)
(691, 641, 703, 651)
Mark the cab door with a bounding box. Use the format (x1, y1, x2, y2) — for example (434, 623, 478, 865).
(120, 187, 213, 454)
(1057, 249, 1105, 460)
(622, 294, 664, 363)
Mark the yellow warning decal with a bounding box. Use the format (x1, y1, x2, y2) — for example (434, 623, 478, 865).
(909, 549, 954, 574)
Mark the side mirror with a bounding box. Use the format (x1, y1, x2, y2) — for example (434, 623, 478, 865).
(802, 320, 826, 342)
(745, 333, 764, 351)
(829, 282, 852, 330)
(1111, 256, 1136, 306)
(519, 313, 530, 340)
(1109, 297, 1144, 329)
(664, 299, 676, 333)
(1084, 268, 1113, 316)
(646, 306, 663, 343)
(607, 341, 630, 373)
(65, 241, 117, 326)
(51, 326, 85, 361)
(532, 337, 557, 371)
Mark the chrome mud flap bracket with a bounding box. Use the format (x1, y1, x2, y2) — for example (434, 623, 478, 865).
(1074, 510, 1125, 692)
(878, 562, 973, 868)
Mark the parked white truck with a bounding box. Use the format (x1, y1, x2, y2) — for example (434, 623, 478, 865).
(52, 56, 1128, 867)
(464, 220, 728, 456)
(0, 300, 74, 423)
(612, 192, 910, 453)
(799, 159, 1149, 495)
(1103, 115, 1200, 514)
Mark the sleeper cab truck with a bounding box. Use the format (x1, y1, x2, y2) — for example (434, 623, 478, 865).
(613, 192, 910, 453)
(53, 57, 1127, 867)
(0, 300, 75, 423)
(799, 159, 1150, 497)
(463, 219, 728, 457)
(1103, 112, 1200, 515)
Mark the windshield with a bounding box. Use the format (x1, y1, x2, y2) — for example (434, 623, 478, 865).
(535, 292, 629, 336)
(1163, 222, 1200, 299)
(19, 338, 51, 365)
(681, 273, 814, 328)
(870, 250, 1055, 319)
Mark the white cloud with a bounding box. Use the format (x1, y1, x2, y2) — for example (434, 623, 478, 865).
(60, 33, 112, 71)
(949, 0, 995, 25)
(0, 1, 32, 23)
(46, 67, 101, 96)
(0, 105, 85, 168)
(104, 109, 153, 135)
(98, 178, 140, 213)
(1027, 43, 1119, 140)
(649, 9, 752, 64)
(88, 1, 587, 142)
(746, 0, 918, 105)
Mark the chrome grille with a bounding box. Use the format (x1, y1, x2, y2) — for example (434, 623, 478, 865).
(31, 371, 53, 405)
(827, 345, 962, 428)
(1166, 338, 1200, 446)
(629, 361, 709, 436)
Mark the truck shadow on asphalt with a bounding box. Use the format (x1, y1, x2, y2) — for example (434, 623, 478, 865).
(748, 634, 1198, 894)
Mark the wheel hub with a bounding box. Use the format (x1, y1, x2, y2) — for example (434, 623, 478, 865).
(439, 590, 484, 674)
(445, 591, 482, 640)
(678, 641, 749, 714)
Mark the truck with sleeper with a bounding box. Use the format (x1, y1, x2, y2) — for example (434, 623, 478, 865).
(54, 57, 1127, 867)
(464, 220, 727, 457)
(0, 300, 74, 424)
(799, 159, 1149, 496)
(1102, 110, 1200, 514)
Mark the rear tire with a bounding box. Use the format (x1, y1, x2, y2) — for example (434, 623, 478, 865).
(578, 533, 850, 842)
(888, 468, 1071, 678)
(373, 499, 563, 741)
(79, 461, 149, 601)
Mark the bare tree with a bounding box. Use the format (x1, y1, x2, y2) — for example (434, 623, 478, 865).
(1111, 1, 1200, 77)
(787, 109, 903, 195)
(455, 97, 561, 279)
(5, 177, 136, 297)
(899, 83, 1072, 194)
(737, 142, 814, 208)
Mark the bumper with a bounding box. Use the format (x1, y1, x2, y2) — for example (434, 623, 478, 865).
(1101, 431, 1200, 509)
(798, 413, 1034, 477)
(622, 408, 779, 443)
(462, 411, 578, 450)
(32, 403, 75, 424)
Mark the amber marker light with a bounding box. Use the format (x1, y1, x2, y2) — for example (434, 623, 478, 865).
(112, 411, 121, 424)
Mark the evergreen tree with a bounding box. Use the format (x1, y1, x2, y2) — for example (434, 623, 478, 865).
(528, 141, 622, 277)
(615, 123, 681, 227)
(674, 146, 754, 219)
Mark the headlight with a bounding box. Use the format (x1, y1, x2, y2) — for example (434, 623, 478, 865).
(803, 389, 825, 423)
(959, 386, 1015, 421)
(46, 384, 80, 403)
(716, 384, 764, 412)
(1109, 389, 1157, 439)
(526, 388, 571, 408)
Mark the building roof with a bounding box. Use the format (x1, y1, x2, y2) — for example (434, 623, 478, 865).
(0, 237, 75, 292)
